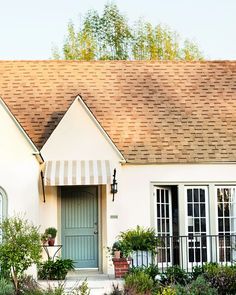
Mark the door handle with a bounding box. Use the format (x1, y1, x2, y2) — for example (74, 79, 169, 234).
(94, 231, 98, 234)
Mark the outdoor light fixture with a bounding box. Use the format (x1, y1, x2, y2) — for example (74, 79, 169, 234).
(111, 168, 118, 202)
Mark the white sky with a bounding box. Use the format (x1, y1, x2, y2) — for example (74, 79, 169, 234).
(0, 0, 235, 60)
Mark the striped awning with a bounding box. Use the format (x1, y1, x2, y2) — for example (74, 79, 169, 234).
(44, 160, 112, 186)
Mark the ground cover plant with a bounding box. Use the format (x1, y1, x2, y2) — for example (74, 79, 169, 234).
(107, 262, 236, 294)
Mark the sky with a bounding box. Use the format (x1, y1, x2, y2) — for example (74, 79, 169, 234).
(0, 0, 235, 60)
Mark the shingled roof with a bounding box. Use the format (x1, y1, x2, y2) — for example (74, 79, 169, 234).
(1, 60, 236, 164)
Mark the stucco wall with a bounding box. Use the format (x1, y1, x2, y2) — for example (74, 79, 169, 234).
(0, 102, 40, 224)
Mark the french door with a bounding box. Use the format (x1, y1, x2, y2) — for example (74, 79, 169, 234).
(185, 186, 209, 266)
(155, 187, 173, 267)
(216, 187, 236, 263)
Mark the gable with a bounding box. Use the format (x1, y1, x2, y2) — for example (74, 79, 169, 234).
(1, 60, 236, 163)
(41, 98, 124, 162)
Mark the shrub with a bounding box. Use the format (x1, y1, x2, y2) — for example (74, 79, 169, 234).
(0, 216, 41, 294)
(38, 258, 74, 280)
(176, 275, 217, 295)
(129, 264, 159, 281)
(161, 265, 190, 286)
(124, 271, 154, 294)
(0, 278, 14, 295)
(203, 264, 236, 295)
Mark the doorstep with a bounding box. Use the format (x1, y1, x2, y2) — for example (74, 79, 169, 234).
(38, 270, 124, 295)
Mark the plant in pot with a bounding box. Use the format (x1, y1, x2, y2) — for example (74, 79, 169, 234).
(111, 241, 122, 259)
(118, 225, 158, 267)
(45, 227, 57, 246)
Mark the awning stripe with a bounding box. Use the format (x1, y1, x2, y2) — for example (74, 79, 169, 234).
(44, 160, 112, 186)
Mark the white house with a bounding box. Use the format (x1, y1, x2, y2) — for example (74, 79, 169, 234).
(0, 60, 236, 274)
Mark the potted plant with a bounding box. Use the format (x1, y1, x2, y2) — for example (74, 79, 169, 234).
(118, 225, 158, 267)
(45, 227, 57, 246)
(111, 241, 123, 259)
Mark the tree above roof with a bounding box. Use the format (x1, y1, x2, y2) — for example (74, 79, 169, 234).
(52, 3, 203, 61)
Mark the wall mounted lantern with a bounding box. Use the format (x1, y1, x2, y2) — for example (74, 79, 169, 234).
(111, 168, 118, 201)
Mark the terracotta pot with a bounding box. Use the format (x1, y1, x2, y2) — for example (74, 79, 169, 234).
(114, 250, 121, 259)
(48, 238, 55, 246)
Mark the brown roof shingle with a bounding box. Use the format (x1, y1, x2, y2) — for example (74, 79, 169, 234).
(1, 60, 236, 163)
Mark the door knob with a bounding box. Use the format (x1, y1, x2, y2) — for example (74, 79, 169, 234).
(94, 231, 98, 234)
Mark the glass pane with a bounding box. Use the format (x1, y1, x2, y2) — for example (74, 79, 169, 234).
(161, 204, 165, 217)
(188, 204, 193, 216)
(189, 249, 194, 262)
(187, 189, 192, 202)
(157, 205, 160, 217)
(200, 189, 205, 202)
(196, 249, 200, 262)
(166, 220, 169, 232)
(194, 204, 199, 217)
(201, 219, 206, 232)
(166, 205, 169, 217)
(200, 204, 205, 217)
(225, 218, 230, 231)
(218, 189, 223, 203)
(166, 190, 169, 203)
(218, 204, 223, 217)
(194, 219, 200, 232)
(218, 218, 223, 232)
(225, 205, 229, 217)
(194, 189, 199, 202)
(156, 189, 160, 203)
(161, 190, 165, 203)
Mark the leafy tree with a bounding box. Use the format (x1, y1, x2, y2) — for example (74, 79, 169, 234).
(53, 3, 203, 61)
(0, 216, 41, 294)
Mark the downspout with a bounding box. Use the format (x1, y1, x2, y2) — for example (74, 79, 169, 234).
(33, 152, 46, 203)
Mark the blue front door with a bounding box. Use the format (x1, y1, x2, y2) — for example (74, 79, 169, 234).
(61, 186, 98, 268)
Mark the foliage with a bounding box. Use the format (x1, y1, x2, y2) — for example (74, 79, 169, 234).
(129, 264, 159, 281)
(18, 275, 39, 294)
(203, 264, 236, 295)
(156, 286, 176, 295)
(160, 265, 190, 286)
(124, 271, 154, 294)
(45, 227, 57, 239)
(21, 279, 90, 295)
(38, 258, 74, 280)
(176, 275, 217, 295)
(0, 278, 14, 295)
(53, 3, 203, 61)
(0, 216, 41, 294)
(118, 225, 158, 257)
(111, 241, 123, 256)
